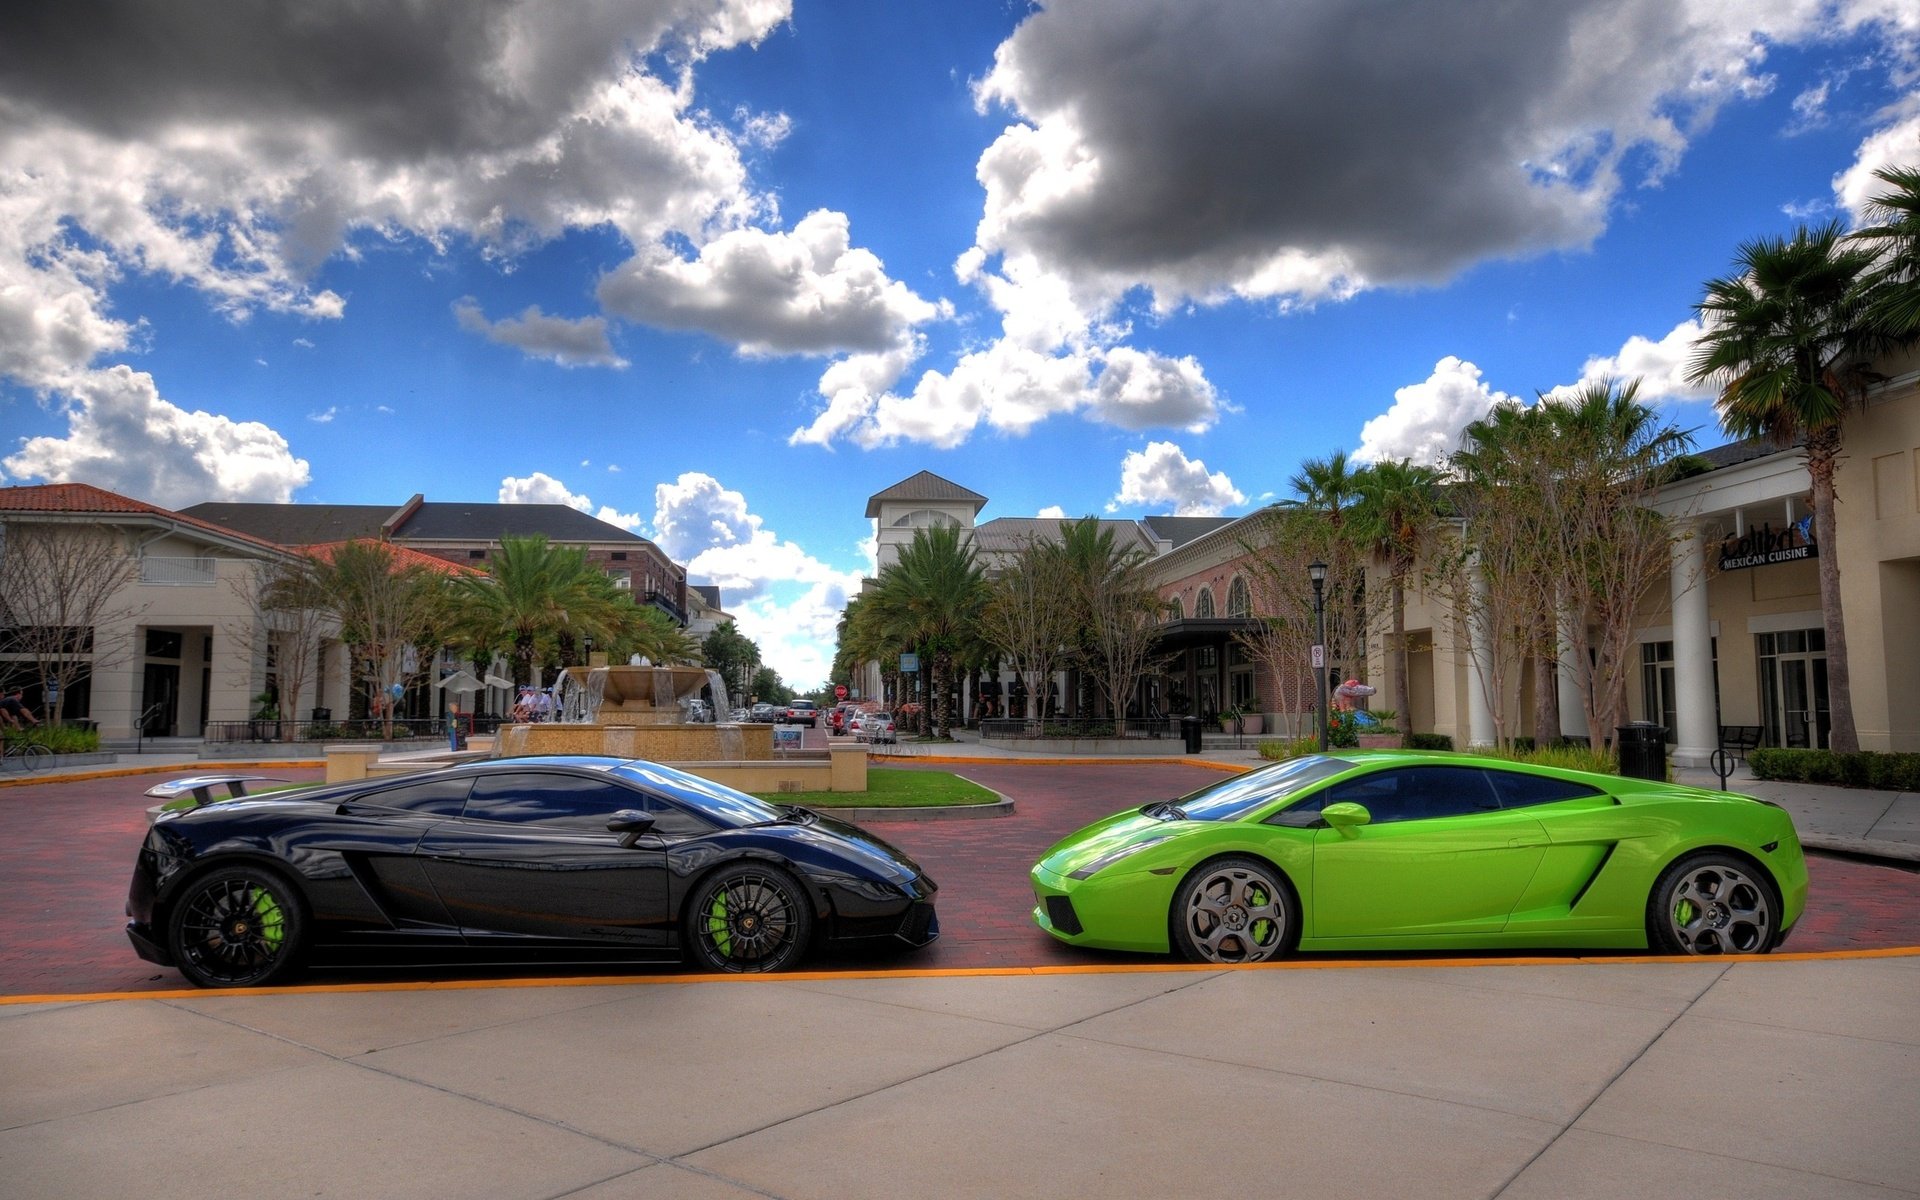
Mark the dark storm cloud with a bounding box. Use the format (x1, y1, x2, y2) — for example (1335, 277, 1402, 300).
(0, 0, 687, 158)
(975, 0, 1759, 294)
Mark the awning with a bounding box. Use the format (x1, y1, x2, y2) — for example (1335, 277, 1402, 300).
(435, 670, 483, 694)
(483, 674, 515, 689)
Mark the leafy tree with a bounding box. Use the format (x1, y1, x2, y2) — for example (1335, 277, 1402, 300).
(701, 620, 761, 705)
(1688, 222, 1877, 752)
(749, 665, 791, 706)
(1350, 460, 1445, 747)
(309, 540, 450, 738)
(976, 532, 1076, 720)
(453, 534, 626, 687)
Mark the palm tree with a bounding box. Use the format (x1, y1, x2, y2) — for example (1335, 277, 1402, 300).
(1350, 459, 1444, 747)
(1849, 165, 1920, 342)
(454, 534, 626, 687)
(1688, 221, 1877, 751)
(868, 525, 988, 738)
(1289, 450, 1363, 526)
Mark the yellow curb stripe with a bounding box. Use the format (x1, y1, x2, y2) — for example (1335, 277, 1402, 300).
(0, 761, 326, 789)
(898, 755, 1249, 773)
(9, 944, 1915, 1005)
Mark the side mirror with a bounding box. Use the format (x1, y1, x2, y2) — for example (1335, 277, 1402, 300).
(1321, 802, 1372, 837)
(608, 809, 656, 848)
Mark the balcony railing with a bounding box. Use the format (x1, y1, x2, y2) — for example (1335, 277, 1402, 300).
(140, 556, 217, 585)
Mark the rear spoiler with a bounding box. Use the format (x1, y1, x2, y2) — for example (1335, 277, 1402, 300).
(145, 774, 291, 807)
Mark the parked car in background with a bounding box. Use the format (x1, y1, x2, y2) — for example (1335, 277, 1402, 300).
(781, 700, 819, 727)
(748, 703, 778, 723)
(852, 711, 896, 744)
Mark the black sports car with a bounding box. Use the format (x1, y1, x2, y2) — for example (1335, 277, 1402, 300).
(126, 755, 939, 987)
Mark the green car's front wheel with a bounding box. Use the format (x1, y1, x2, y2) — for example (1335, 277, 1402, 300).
(1647, 853, 1778, 955)
(1171, 856, 1297, 965)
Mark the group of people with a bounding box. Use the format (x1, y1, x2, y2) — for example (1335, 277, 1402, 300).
(0, 688, 38, 731)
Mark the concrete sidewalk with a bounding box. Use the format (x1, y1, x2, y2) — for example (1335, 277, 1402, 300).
(4, 956, 1916, 1198)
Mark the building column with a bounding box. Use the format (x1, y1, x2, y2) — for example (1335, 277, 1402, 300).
(1467, 554, 1495, 748)
(1557, 595, 1590, 741)
(1670, 522, 1717, 766)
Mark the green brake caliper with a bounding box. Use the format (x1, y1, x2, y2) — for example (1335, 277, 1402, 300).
(708, 892, 732, 956)
(250, 888, 286, 949)
(1249, 883, 1273, 944)
(1674, 898, 1696, 928)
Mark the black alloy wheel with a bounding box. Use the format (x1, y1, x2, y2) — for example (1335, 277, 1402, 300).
(166, 865, 307, 988)
(686, 864, 814, 973)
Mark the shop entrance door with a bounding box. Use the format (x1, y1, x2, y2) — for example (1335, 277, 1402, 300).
(1758, 630, 1830, 749)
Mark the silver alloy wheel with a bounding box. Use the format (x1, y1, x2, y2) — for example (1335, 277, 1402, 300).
(1183, 864, 1287, 963)
(1666, 862, 1773, 954)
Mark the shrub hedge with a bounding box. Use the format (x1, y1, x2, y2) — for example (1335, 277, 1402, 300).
(1748, 747, 1920, 789)
(3, 723, 100, 754)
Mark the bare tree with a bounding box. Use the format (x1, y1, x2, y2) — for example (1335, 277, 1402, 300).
(1234, 506, 1374, 740)
(225, 556, 337, 739)
(1075, 546, 1170, 737)
(0, 521, 142, 723)
(976, 536, 1075, 721)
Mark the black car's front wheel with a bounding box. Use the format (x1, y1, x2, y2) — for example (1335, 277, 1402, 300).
(1170, 856, 1297, 965)
(686, 864, 814, 973)
(1647, 853, 1778, 955)
(166, 865, 307, 988)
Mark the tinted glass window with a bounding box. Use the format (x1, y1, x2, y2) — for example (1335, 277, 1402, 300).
(1323, 767, 1499, 824)
(358, 776, 472, 816)
(613, 762, 783, 828)
(1488, 770, 1604, 809)
(1175, 755, 1351, 822)
(466, 772, 644, 830)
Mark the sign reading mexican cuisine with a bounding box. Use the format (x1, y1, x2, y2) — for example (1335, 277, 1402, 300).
(1718, 518, 1817, 572)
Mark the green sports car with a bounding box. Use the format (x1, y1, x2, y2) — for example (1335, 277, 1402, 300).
(1031, 752, 1806, 963)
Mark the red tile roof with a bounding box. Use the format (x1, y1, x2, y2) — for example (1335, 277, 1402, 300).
(0, 482, 291, 555)
(299, 540, 486, 577)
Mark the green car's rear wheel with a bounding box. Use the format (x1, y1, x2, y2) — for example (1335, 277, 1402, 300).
(686, 864, 813, 973)
(167, 865, 306, 988)
(1171, 856, 1297, 964)
(1647, 853, 1778, 955)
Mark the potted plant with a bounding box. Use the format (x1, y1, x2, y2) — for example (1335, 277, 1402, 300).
(1240, 697, 1264, 736)
(1355, 708, 1400, 749)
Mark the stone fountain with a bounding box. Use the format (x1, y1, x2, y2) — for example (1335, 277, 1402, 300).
(492, 662, 774, 761)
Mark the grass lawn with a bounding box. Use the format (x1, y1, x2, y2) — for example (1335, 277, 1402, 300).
(752, 768, 999, 808)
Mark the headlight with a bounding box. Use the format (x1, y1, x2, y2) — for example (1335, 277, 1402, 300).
(1069, 835, 1175, 880)
(839, 877, 903, 902)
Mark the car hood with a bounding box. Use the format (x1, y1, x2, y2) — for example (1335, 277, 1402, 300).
(1037, 809, 1194, 878)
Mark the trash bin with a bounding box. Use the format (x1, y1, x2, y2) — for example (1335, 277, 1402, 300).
(1617, 721, 1668, 781)
(1180, 715, 1204, 754)
(310, 707, 331, 722)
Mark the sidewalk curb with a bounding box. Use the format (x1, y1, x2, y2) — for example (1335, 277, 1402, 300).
(0, 761, 326, 790)
(1802, 833, 1920, 864)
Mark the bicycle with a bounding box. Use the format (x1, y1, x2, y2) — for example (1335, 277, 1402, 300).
(2, 739, 52, 774)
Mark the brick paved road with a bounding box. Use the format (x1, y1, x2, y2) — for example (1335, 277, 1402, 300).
(1, 761, 1914, 996)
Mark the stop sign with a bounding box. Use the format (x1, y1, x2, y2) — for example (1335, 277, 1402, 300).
(834, 685, 847, 699)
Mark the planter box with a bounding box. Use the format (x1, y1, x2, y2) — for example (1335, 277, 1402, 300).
(1356, 733, 1402, 749)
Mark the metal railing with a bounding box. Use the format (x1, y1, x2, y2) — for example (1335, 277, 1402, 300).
(203, 716, 508, 743)
(978, 716, 1175, 739)
(139, 556, 217, 585)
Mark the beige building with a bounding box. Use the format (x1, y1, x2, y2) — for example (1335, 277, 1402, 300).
(1369, 347, 1920, 759)
(0, 483, 351, 742)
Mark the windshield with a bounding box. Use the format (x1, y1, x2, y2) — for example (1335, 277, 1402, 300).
(613, 761, 787, 827)
(1170, 755, 1351, 822)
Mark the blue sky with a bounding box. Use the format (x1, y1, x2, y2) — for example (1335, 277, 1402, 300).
(3, 1, 1918, 687)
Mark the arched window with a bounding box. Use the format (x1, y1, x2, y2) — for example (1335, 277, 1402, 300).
(1195, 587, 1216, 618)
(891, 509, 958, 528)
(1168, 595, 1184, 620)
(1227, 576, 1250, 617)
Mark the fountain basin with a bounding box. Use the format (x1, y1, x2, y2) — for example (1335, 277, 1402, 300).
(494, 721, 774, 761)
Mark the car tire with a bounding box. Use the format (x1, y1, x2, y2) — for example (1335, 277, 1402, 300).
(686, 862, 815, 973)
(1170, 856, 1297, 965)
(165, 863, 307, 988)
(1646, 852, 1779, 955)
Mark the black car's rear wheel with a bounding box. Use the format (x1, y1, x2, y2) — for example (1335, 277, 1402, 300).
(686, 864, 813, 973)
(1647, 853, 1778, 955)
(167, 865, 307, 988)
(1171, 856, 1297, 964)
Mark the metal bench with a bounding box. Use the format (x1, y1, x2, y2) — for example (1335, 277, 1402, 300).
(1718, 725, 1762, 763)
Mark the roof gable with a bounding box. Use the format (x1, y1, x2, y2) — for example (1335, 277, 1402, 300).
(865, 471, 988, 518)
(3, 483, 290, 556)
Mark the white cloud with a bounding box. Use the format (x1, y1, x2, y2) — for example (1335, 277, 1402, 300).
(1548, 319, 1719, 405)
(453, 299, 627, 368)
(497, 472, 643, 531)
(1035, 504, 1067, 519)
(3, 365, 310, 506)
(307, 407, 338, 423)
(1834, 99, 1920, 221)
(1355, 357, 1519, 466)
(1112, 441, 1244, 515)
(598, 209, 945, 357)
(653, 471, 862, 688)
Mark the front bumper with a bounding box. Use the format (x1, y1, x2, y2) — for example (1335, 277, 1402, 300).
(125, 922, 171, 966)
(1030, 863, 1174, 954)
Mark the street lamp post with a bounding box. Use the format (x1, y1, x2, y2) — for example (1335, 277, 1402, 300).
(582, 634, 594, 666)
(1308, 560, 1328, 752)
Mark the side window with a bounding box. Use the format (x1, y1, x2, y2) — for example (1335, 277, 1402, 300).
(1322, 767, 1499, 824)
(1489, 770, 1604, 809)
(358, 776, 472, 816)
(1264, 791, 1331, 828)
(466, 773, 644, 831)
